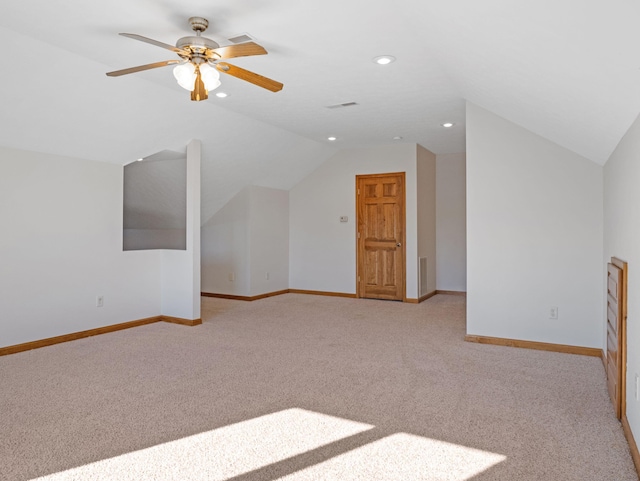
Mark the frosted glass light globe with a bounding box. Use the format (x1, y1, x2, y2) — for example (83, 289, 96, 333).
(200, 63, 221, 91)
(173, 63, 196, 91)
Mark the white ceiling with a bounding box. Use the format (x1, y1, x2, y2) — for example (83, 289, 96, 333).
(1, 0, 640, 218)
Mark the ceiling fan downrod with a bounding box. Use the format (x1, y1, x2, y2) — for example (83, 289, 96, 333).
(175, 17, 220, 57)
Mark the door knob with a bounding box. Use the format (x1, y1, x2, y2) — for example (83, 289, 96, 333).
(396, 243, 402, 247)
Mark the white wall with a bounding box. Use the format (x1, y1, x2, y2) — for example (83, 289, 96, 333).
(201, 185, 289, 297)
(436, 153, 467, 291)
(0, 146, 161, 347)
(160, 140, 201, 321)
(249, 186, 289, 296)
(201, 188, 251, 296)
(466, 102, 603, 347)
(289, 144, 420, 298)
(604, 111, 640, 442)
(417, 145, 437, 295)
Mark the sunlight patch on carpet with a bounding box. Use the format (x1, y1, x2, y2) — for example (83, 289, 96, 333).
(31, 408, 374, 480)
(279, 433, 507, 481)
(31, 409, 505, 480)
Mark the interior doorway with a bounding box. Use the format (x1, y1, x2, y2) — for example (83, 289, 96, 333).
(356, 172, 406, 301)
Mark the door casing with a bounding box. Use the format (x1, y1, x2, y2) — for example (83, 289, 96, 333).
(607, 256, 628, 420)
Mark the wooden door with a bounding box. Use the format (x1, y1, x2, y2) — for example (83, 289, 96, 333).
(606, 258, 626, 419)
(356, 173, 405, 300)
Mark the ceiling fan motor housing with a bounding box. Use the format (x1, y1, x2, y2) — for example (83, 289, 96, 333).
(176, 35, 219, 53)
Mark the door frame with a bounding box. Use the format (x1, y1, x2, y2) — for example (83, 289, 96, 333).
(355, 172, 407, 301)
(611, 256, 628, 419)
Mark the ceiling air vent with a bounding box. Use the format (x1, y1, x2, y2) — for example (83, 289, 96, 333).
(228, 33, 254, 44)
(326, 102, 359, 109)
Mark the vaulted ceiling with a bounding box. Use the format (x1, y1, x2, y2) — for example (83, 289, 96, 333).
(1, 0, 639, 221)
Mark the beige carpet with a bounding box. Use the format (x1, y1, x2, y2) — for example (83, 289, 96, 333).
(0, 294, 636, 480)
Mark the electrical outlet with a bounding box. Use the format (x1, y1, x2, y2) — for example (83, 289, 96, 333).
(265, 271, 270, 280)
(549, 307, 558, 319)
(340, 216, 348, 223)
(96, 296, 104, 308)
(228, 272, 235, 282)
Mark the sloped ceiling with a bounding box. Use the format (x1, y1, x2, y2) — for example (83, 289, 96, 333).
(1, 0, 640, 220)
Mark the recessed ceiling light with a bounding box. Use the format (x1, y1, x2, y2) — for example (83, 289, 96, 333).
(373, 55, 396, 65)
(442, 122, 454, 128)
(136, 158, 144, 162)
(216, 92, 228, 98)
(328, 136, 337, 141)
(393, 136, 403, 141)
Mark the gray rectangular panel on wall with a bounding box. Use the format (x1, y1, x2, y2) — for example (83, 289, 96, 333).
(123, 150, 187, 251)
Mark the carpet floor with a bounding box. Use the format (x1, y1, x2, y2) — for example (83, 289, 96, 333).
(0, 294, 636, 480)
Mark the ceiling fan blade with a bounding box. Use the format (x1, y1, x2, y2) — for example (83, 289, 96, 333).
(119, 33, 188, 55)
(106, 60, 181, 77)
(215, 62, 283, 92)
(209, 42, 267, 60)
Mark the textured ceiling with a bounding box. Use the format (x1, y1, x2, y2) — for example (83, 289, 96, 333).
(1, 0, 640, 220)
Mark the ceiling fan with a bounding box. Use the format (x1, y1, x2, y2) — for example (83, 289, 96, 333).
(106, 16, 283, 101)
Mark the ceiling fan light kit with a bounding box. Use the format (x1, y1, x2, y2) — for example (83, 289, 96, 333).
(106, 16, 283, 101)
(173, 63, 221, 93)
